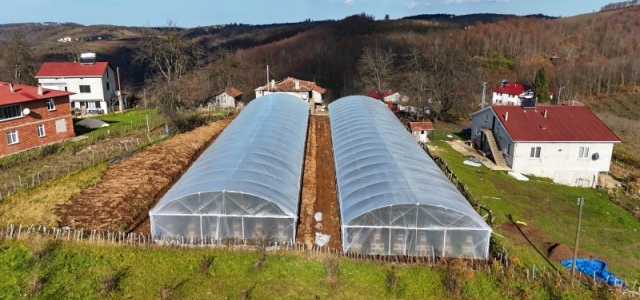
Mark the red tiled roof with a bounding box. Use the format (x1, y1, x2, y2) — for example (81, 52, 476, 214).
(225, 87, 243, 98)
(408, 122, 434, 131)
(492, 105, 620, 142)
(366, 90, 395, 99)
(494, 83, 530, 95)
(35, 62, 109, 78)
(256, 77, 326, 94)
(0, 82, 73, 106)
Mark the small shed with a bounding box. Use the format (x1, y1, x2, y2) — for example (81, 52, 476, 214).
(213, 87, 243, 108)
(408, 122, 434, 143)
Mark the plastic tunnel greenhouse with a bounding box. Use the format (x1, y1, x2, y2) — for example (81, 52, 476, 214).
(328, 96, 492, 259)
(150, 94, 309, 243)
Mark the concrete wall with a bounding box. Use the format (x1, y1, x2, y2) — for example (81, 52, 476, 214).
(511, 142, 615, 187)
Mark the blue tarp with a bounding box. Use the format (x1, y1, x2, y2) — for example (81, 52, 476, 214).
(560, 258, 626, 288)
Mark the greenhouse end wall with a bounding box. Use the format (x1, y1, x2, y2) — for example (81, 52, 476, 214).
(329, 96, 492, 259)
(150, 94, 309, 244)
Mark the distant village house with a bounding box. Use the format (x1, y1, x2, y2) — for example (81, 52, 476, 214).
(255, 77, 326, 106)
(212, 87, 243, 108)
(35, 53, 119, 115)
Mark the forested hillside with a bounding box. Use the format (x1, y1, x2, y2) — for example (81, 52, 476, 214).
(1, 7, 639, 116)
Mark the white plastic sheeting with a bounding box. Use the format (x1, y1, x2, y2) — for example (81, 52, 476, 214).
(329, 96, 491, 259)
(150, 94, 309, 243)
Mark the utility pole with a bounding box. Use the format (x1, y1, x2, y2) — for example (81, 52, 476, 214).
(144, 88, 149, 133)
(571, 197, 585, 277)
(481, 82, 487, 108)
(117, 67, 123, 113)
(266, 65, 269, 92)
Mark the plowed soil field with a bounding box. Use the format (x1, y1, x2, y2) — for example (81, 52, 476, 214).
(57, 116, 234, 232)
(296, 116, 342, 249)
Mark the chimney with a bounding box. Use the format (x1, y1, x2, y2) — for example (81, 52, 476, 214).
(543, 109, 548, 118)
(505, 111, 509, 121)
(270, 79, 276, 89)
(37, 85, 43, 96)
(9, 83, 14, 93)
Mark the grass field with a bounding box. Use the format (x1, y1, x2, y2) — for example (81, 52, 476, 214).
(0, 238, 602, 300)
(429, 128, 640, 281)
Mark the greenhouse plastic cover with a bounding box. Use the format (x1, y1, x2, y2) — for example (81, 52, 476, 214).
(329, 96, 491, 258)
(150, 94, 309, 243)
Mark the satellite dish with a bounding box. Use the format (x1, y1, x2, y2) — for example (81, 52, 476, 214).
(302, 94, 308, 100)
(592, 153, 600, 161)
(22, 108, 30, 115)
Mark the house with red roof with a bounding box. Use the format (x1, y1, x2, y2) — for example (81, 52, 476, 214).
(366, 90, 408, 103)
(470, 105, 620, 187)
(35, 53, 118, 114)
(212, 87, 243, 108)
(407, 122, 434, 143)
(255, 77, 326, 105)
(0, 82, 76, 156)
(492, 81, 534, 106)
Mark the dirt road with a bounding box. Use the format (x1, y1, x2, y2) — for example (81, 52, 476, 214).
(296, 116, 342, 249)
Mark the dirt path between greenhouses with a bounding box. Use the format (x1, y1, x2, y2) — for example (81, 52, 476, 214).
(297, 116, 342, 250)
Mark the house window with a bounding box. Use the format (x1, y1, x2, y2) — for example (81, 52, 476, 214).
(421, 130, 425, 134)
(106, 82, 110, 91)
(0, 104, 22, 121)
(484, 114, 488, 121)
(6, 130, 19, 145)
(530, 146, 541, 158)
(47, 98, 56, 110)
(37, 124, 46, 137)
(578, 147, 590, 159)
(79, 85, 91, 93)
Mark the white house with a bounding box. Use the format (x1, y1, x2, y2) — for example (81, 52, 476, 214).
(366, 90, 409, 103)
(491, 81, 533, 106)
(213, 87, 243, 108)
(35, 53, 118, 114)
(470, 105, 620, 187)
(407, 122, 434, 144)
(255, 77, 326, 105)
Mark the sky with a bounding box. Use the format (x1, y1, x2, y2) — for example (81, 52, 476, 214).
(4, 0, 613, 28)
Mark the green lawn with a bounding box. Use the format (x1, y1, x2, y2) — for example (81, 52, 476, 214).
(429, 130, 640, 281)
(0, 239, 597, 300)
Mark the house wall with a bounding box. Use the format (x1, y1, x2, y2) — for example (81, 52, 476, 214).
(215, 93, 237, 108)
(511, 142, 615, 187)
(257, 90, 319, 104)
(470, 108, 515, 165)
(0, 96, 76, 156)
(410, 130, 429, 143)
(491, 92, 522, 106)
(37, 67, 117, 113)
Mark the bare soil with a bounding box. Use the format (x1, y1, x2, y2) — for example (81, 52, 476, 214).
(296, 116, 341, 249)
(57, 117, 234, 232)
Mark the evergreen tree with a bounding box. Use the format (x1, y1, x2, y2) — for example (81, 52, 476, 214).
(532, 67, 550, 103)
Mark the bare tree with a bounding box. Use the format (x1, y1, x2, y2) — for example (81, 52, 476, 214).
(1, 32, 36, 85)
(134, 21, 203, 132)
(210, 48, 243, 90)
(357, 46, 396, 97)
(134, 21, 202, 85)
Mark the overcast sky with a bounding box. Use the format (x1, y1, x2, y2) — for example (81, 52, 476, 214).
(4, 0, 612, 27)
